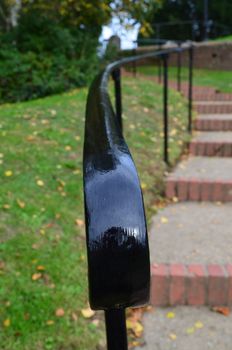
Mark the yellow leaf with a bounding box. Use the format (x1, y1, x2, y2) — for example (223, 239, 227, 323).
(55, 308, 65, 317)
(65, 145, 72, 151)
(126, 320, 143, 338)
(161, 216, 168, 224)
(3, 319, 10, 327)
(75, 219, 84, 227)
(141, 182, 147, 190)
(36, 265, 45, 271)
(81, 307, 95, 318)
(0, 153, 4, 158)
(46, 320, 54, 326)
(3, 204, 10, 209)
(40, 229, 46, 236)
(32, 273, 42, 281)
(5, 170, 13, 177)
(169, 333, 177, 340)
(195, 321, 204, 329)
(186, 327, 195, 334)
(166, 312, 175, 319)
(36, 180, 44, 187)
(17, 199, 25, 208)
(75, 136, 80, 141)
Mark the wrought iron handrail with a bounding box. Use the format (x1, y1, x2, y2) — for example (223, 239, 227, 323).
(83, 42, 193, 350)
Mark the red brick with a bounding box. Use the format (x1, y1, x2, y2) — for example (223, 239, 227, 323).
(189, 179, 200, 201)
(224, 142, 232, 157)
(165, 178, 176, 199)
(208, 265, 228, 306)
(187, 264, 206, 305)
(201, 181, 212, 202)
(224, 181, 232, 202)
(177, 179, 189, 201)
(189, 142, 196, 155)
(212, 181, 223, 202)
(169, 264, 186, 305)
(226, 264, 232, 305)
(151, 264, 169, 306)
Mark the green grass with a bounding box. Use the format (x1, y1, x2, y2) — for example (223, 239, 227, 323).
(0, 76, 189, 349)
(213, 34, 232, 42)
(134, 65, 232, 93)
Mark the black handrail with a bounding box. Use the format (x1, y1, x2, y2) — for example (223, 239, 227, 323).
(83, 42, 193, 350)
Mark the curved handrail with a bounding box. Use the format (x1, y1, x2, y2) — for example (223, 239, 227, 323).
(83, 44, 192, 311)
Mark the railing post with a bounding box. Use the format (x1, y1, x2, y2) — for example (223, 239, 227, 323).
(112, 68, 123, 132)
(177, 42, 182, 92)
(162, 53, 169, 165)
(132, 47, 137, 77)
(105, 309, 128, 350)
(188, 45, 194, 133)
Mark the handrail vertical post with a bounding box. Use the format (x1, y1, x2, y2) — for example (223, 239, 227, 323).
(133, 47, 137, 77)
(162, 53, 169, 164)
(188, 45, 194, 133)
(158, 44, 162, 84)
(112, 68, 123, 132)
(105, 309, 128, 350)
(177, 42, 182, 92)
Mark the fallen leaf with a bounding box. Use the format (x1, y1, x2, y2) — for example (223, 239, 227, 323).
(126, 319, 143, 338)
(161, 216, 168, 224)
(75, 219, 84, 227)
(169, 333, 177, 340)
(17, 199, 25, 208)
(46, 320, 54, 326)
(3, 319, 10, 327)
(3, 204, 10, 209)
(81, 306, 95, 318)
(5, 170, 13, 177)
(195, 321, 204, 329)
(65, 145, 72, 151)
(141, 182, 147, 190)
(166, 312, 175, 319)
(55, 308, 65, 317)
(186, 327, 195, 334)
(36, 265, 45, 271)
(71, 312, 78, 322)
(36, 180, 44, 187)
(211, 306, 230, 316)
(32, 273, 42, 281)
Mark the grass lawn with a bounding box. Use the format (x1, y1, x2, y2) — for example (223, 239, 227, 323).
(0, 76, 188, 349)
(134, 65, 232, 93)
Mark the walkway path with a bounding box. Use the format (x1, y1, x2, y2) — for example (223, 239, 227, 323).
(136, 83, 232, 349)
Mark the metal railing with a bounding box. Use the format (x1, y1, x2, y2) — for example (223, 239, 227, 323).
(83, 42, 194, 350)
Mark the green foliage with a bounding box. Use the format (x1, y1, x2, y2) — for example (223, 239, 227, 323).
(0, 5, 101, 103)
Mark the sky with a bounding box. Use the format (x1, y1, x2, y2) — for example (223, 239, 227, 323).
(99, 16, 140, 52)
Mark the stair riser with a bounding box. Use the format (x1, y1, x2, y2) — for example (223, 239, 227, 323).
(195, 119, 232, 131)
(166, 179, 232, 202)
(189, 142, 232, 157)
(195, 105, 232, 114)
(151, 263, 232, 306)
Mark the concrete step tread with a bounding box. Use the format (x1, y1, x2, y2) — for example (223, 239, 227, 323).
(169, 156, 232, 181)
(192, 131, 232, 142)
(195, 101, 232, 105)
(197, 114, 232, 120)
(136, 307, 232, 350)
(149, 203, 232, 264)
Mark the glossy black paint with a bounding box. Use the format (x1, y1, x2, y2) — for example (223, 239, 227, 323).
(83, 44, 193, 312)
(188, 46, 194, 133)
(105, 309, 128, 350)
(162, 54, 169, 165)
(84, 70, 150, 311)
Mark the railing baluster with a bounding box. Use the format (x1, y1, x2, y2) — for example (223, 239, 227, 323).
(162, 53, 169, 164)
(177, 42, 182, 92)
(188, 46, 194, 133)
(105, 309, 128, 350)
(112, 68, 123, 132)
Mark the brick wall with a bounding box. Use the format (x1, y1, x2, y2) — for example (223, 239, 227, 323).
(123, 41, 232, 71)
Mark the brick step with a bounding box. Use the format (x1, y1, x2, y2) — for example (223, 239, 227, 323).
(165, 157, 232, 202)
(195, 114, 232, 131)
(148, 202, 232, 306)
(151, 263, 232, 306)
(195, 101, 232, 114)
(189, 132, 232, 157)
